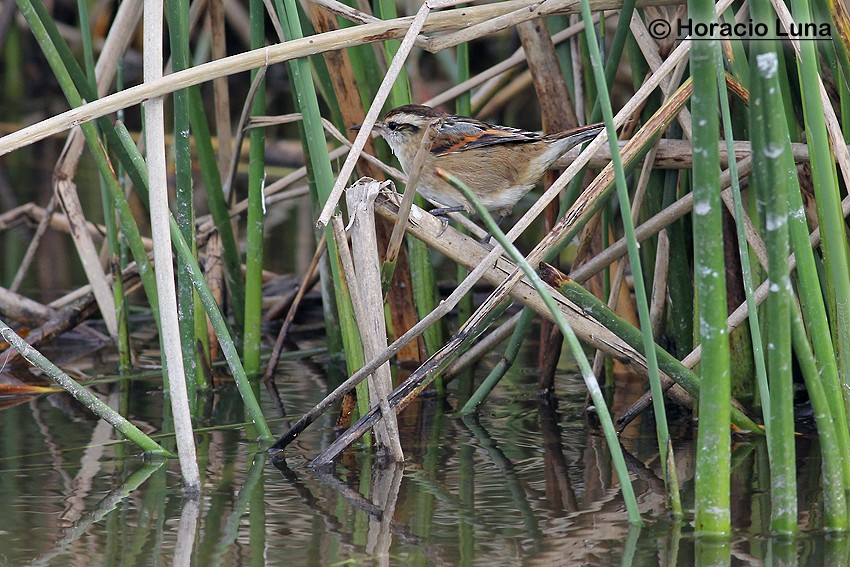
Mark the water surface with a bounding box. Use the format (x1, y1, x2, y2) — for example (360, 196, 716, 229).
(1, 345, 845, 566)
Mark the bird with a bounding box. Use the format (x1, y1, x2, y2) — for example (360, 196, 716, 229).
(366, 104, 604, 219)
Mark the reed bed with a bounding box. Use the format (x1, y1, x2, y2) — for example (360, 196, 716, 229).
(1, 0, 849, 540)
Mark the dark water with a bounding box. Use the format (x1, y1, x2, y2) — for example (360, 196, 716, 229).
(1, 343, 848, 566)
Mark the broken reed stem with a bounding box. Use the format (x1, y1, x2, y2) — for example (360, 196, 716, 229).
(333, 186, 403, 460)
(345, 181, 404, 459)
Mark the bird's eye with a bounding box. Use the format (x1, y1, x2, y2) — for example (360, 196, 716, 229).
(387, 121, 418, 132)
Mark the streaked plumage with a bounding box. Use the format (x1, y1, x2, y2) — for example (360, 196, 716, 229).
(371, 104, 603, 217)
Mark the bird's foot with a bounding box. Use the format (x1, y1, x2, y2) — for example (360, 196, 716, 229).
(429, 206, 465, 237)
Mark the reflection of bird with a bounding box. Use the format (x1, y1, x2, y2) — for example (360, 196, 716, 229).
(369, 104, 603, 217)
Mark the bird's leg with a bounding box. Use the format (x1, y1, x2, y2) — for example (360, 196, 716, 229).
(429, 206, 465, 236)
(429, 206, 466, 216)
(479, 211, 509, 244)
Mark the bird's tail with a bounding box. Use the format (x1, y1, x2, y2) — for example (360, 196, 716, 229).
(545, 122, 606, 147)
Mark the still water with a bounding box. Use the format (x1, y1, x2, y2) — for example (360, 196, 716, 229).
(0, 339, 846, 566)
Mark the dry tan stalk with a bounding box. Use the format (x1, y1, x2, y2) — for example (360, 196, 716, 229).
(617, 180, 850, 428)
(475, 69, 534, 117)
(0, 286, 57, 325)
(53, 174, 118, 342)
(630, 11, 694, 139)
(426, 0, 675, 52)
(334, 187, 404, 460)
(371, 193, 661, 387)
(331, 214, 392, 446)
(518, 18, 576, 130)
(570, 13, 584, 121)
(46, 261, 141, 310)
(516, 14, 576, 388)
(434, 0, 731, 395)
(250, 114, 406, 180)
(284, 188, 672, 462)
(425, 0, 568, 52)
(649, 229, 669, 337)
(9, 195, 58, 292)
(460, 0, 738, 328)
(561, 139, 843, 169)
(291, 5, 432, 363)
(589, 142, 664, 376)
(205, 0, 232, 365)
(280, 3, 736, 438)
(384, 118, 442, 268)
(143, 0, 199, 494)
(310, 0, 432, 50)
(560, 82, 694, 276)
(0, 202, 154, 249)
(209, 0, 234, 177)
(222, 0, 251, 46)
(224, 66, 266, 201)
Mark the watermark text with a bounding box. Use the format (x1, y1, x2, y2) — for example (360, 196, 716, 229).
(647, 18, 832, 41)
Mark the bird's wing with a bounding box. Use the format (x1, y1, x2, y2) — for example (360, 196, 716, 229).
(432, 119, 542, 155)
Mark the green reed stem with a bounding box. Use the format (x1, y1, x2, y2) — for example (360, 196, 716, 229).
(186, 81, 246, 334)
(720, 6, 749, 89)
(330, 235, 368, 423)
(243, 0, 266, 378)
(784, 138, 850, 492)
(586, 0, 636, 121)
(460, 307, 535, 415)
(269, 0, 366, 413)
(581, 0, 680, 516)
(77, 0, 132, 369)
(790, 303, 848, 529)
(562, 0, 636, 212)
(455, 34, 474, 330)
(168, 215, 273, 441)
(166, 0, 200, 401)
(715, 52, 769, 430)
(374, 0, 412, 107)
(689, 0, 731, 536)
(90, 104, 272, 442)
(439, 169, 642, 525)
(819, 0, 850, 93)
(26, 0, 240, 377)
(791, 0, 850, 419)
(747, 18, 796, 531)
(662, 173, 695, 360)
(0, 319, 170, 455)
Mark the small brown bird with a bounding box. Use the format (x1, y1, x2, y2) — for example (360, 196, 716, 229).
(369, 104, 604, 218)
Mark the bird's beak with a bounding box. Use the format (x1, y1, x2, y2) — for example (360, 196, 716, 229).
(350, 122, 383, 133)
